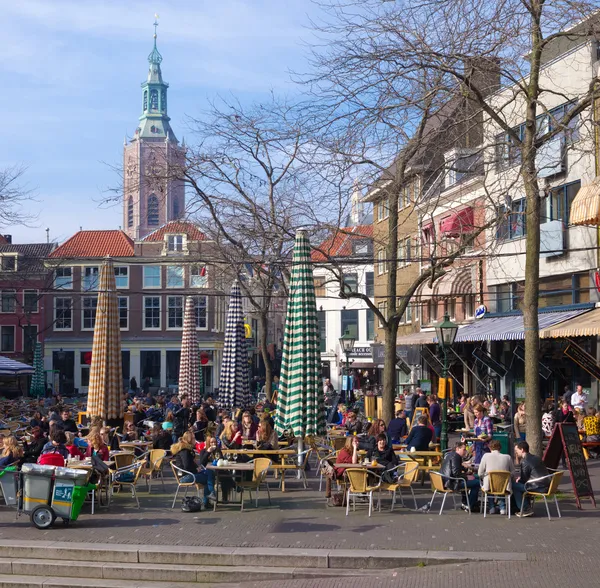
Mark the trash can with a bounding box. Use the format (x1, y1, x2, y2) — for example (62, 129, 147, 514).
(21, 463, 56, 513)
(494, 430, 512, 457)
(0, 466, 18, 506)
(52, 468, 90, 519)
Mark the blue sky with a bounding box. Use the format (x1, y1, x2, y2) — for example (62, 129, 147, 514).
(1, 0, 320, 244)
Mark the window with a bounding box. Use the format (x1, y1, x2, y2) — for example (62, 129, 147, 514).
(353, 240, 371, 255)
(377, 249, 387, 275)
(546, 180, 581, 225)
(377, 301, 388, 328)
(140, 350, 161, 383)
(365, 272, 374, 297)
(0, 326, 15, 352)
(143, 265, 161, 288)
(23, 325, 37, 356)
(376, 198, 389, 221)
(314, 277, 326, 298)
(150, 89, 158, 110)
(55, 297, 72, 330)
(399, 184, 411, 209)
(167, 296, 184, 329)
(190, 265, 207, 288)
(445, 149, 480, 188)
(166, 265, 184, 288)
(114, 266, 129, 289)
(497, 198, 526, 241)
(82, 297, 98, 330)
(318, 310, 326, 352)
(342, 273, 358, 293)
(397, 240, 404, 268)
(167, 235, 184, 252)
(24, 290, 38, 313)
(147, 194, 159, 226)
(194, 296, 207, 329)
(495, 123, 525, 169)
(127, 198, 134, 228)
(464, 294, 475, 319)
(497, 284, 518, 313)
(118, 297, 129, 330)
(82, 266, 99, 291)
(144, 296, 161, 329)
(1, 256, 16, 271)
(341, 309, 359, 339)
(405, 303, 413, 324)
(1, 290, 16, 313)
(537, 101, 579, 144)
(55, 267, 73, 289)
(367, 309, 375, 340)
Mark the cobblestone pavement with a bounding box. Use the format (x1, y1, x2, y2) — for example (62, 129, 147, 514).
(1, 457, 599, 559)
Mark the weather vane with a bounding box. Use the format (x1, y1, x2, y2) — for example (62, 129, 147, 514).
(153, 13, 159, 37)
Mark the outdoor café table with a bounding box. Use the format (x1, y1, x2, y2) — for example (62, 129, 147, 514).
(119, 441, 151, 454)
(332, 462, 384, 470)
(206, 462, 255, 510)
(221, 449, 296, 491)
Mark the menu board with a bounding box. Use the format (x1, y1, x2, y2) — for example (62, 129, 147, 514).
(543, 423, 595, 509)
(409, 407, 431, 431)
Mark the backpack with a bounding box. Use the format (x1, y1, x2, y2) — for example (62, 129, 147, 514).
(38, 451, 64, 467)
(181, 496, 204, 512)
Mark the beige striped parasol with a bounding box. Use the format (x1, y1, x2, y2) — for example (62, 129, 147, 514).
(87, 258, 123, 420)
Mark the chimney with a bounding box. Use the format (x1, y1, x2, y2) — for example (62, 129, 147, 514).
(2, 234, 12, 244)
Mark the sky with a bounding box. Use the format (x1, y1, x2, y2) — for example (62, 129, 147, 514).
(1, 0, 322, 244)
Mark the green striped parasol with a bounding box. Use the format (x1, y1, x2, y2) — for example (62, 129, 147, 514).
(29, 342, 45, 397)
(275, 230, 325, 437)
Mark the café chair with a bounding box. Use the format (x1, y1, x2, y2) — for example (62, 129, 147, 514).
(139, 449, 167, 493)
(519, 471, 564, 520)
(481, 471, 511, 519)
(111, 461, 143, 508)
(281, 449, 312, 489)
(238, 458, 272, 511)
(170, 462, 204, 509)
(429, 471, 473, 515)
(345, 468, 382, 517)
(379, 460, 420, 511)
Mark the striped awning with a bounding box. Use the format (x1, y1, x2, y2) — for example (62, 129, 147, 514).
(569, 178, 600, 226)
(396, 330, 438, 345)
(541, 307, 600, 338)
(454, 308, 590, 343)
(0, 356, 34, 376)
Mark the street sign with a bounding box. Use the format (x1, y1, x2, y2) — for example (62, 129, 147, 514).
(474, 305, 487, 320)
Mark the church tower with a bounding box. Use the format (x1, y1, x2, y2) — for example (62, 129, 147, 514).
(123, 20, 185, 239)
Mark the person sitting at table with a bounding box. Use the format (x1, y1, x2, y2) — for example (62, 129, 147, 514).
(39, 430, 69, 465)
(122, 421, 139, 442)
(478, 439, 513, 515)
(152, 422, 173, 451)
(404, 416, 433, 451)
(256, 420, 279, 450)
(220, 421, 243, 450)
(193, 408, 209, 442)
(440, 441, 479, 512)
(513, 440, 550, 517)
(172, 431, 217, 508)
(202, 398, 217, 423)
(0, 435, 23, 468)
(498, 401, 511, 425)
(368, 433, 398, 478)
(22, 427, 46, 463)
(344, 410, 363, 435)
(239, 411, 258, 440)
(215, 412, 231, 438)
(85, 432, 110, 461)
(363, 419, 389, 452)
(65, 431, 85, 459)
(30, 411, 48, 434)
(388, 410, 409, 443)
(60, 409, 78, 434)
(262, 409, 275, 430)
(472, 404, 493, 466)
(132, 400, 146, 429)
(197, 435, 235, 503)
(555, 400, 575, 424)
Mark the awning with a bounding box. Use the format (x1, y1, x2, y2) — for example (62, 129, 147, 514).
(569, 178, 600, 226)
(454, 308, 590, 343)
(396, 330, 437, 345)
(541, 307, 600, 338)
(440, 207, 474, 237)
(0, 356, 34, 376)
(415, 266, 474, 299)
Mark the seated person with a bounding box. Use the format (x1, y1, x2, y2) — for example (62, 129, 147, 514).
(30, 411, 48, 433)
(40, 430, 70, 460)
(362, 419, 390, 452)
(239, 411, 257, 441)
(153, 422, 173, 451)
(368, 433, 399, 481)
(344, 410, 363, 435)
(23, 427, 47, 463)
(440, 441, 479, 511)
(0, 435, 23, 468)
(84, 432, 110, 461)
(388, 410, 408, 443)
(513, 440, 550, 517)
(478, 439, 513, 514)
(172, 431, 216, 508)
(583, 407, 600, 457)
(60, 410, 78, 434)
(220, 421, 243, 450)
(404, 416, 433, 451)
(193, 409, 209, 443)
(197, 435, 235, 503)
(256, 420, 279, 450)
(122, 421, 139, 442)
(325, 435, 359, 499)
(555, 400, 575, 424)
(65, 431, 85, 459)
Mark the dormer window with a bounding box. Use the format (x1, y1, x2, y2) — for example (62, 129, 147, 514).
(0, 255, 16, 271)
(167, 234, 186, 252)
(444, 148, 480, 189)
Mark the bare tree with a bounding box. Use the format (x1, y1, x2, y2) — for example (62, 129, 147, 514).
(0, 165, 36, 229)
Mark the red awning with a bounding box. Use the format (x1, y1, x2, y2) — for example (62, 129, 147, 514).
(439, 207, 474, 237)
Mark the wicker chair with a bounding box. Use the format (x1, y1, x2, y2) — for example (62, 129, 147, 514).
(519, 471, 564, 520)
(238, 458, 272, 511)
(139, 449, 167, 493)
(429, 471, 474, 515)
(345, 468, 382, 517)
(481, 470, 512, 518)
(379, 460, 420, 511)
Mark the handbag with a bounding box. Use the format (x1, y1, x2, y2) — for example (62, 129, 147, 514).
(181, 496, 204, 512)
(329, 492, 345, 507)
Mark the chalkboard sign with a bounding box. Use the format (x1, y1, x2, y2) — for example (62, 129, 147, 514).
(542, 423, 596, 509)
(409, 407, 431, 432)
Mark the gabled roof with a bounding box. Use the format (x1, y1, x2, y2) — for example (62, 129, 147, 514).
(0, 243, 56, 273)
(142, 221, 207, 242)
(312, 225, 373, 262)
(49, 230, 134, 259)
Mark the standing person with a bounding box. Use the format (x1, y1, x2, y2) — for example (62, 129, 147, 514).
(173, 396, 193, 439)
(439, 441, 479, 512)
(404, 388, 416, 424)
(562, 384, 574, 406)
(129, 376, 138, 393)
(415, 388, 428, 408)
(478, 439, 513, 514)
(428, 395, 441, 440)
(571, 385, 588, 411)
(142, 377, 151, 396)
(513, 441, 550, 517)
(471, 404, 493, 466)
(514, 403, 527, 441)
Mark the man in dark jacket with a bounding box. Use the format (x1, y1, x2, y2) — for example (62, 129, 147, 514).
(60, 410, 78, 434)
(513, 441, 550, 516)
(415, 389, 428, 408)
(173, 396, 193, 438)
(388, 410, 408, 442)
(440, 441, 479, 510)
(404, 416, 433, 451)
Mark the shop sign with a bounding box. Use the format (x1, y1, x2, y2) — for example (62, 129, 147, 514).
(564, 341, 600, 381)
(349, 346, 373, 359)
(472, 347, 507, 377)
(513, 345, 552, 380)
(474, 305, 487, 320)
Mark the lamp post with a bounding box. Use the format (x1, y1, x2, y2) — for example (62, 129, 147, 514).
(434, 313, 458, 451)
(339, 329, 356, 404)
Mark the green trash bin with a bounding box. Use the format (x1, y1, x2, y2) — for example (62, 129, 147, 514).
(0, 466, 18, 506)
(71, 484, 96, 521)
(52, 468, 90, 520)
(494, 430, 512, 456)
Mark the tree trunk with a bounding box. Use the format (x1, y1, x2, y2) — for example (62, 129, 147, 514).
(382, 324, 397, 424)
(258, 312, 273, 402)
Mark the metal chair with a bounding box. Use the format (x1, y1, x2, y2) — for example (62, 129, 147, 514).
(345, 468, 382, 517)
(281, 449, 312, 489)
(481, 470, 511, 518)
(429, 471, 473, 515)
(519, 471, 564, 520)
(111, 461, 143, 508)
(112, 451, 136, 470)
(379, 461, 420, 511)
(139, 449, 167, 493)
(238, 458, 272, 511)
(169, 462, 204, 509)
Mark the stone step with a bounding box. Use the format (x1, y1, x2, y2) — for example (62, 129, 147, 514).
(0, 559, 379, 584)
(0, 575, 207, 588)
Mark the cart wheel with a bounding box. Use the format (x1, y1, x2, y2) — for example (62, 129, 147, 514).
(30, 505, 55, 529)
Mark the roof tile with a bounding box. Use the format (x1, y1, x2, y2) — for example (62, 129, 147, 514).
(142, 221, 207, 242)
(312, 225, 373, 262)
(49, 230, 134, 258)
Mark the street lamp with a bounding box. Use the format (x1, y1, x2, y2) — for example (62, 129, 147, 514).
(339, 329, 356, 403)
(435, 313, 458, 451)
